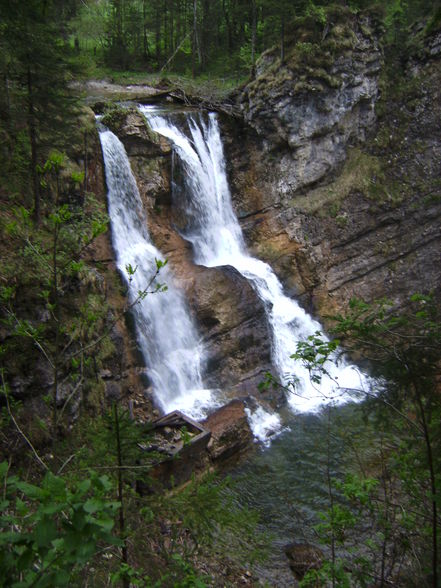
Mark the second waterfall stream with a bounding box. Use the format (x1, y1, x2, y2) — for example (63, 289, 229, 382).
(141, 107, 368, 416)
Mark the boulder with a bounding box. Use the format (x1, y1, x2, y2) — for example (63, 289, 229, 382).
(202, 399, 253, 463)
(285, 543, 324, 580)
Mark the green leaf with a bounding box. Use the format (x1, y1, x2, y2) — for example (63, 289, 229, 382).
(83, 498, 104, 514)
(94, 516, 115, 532)
(125, 263, 137, 276)
(0, 461, 9, 478)
(71, 170, 85, 184)
(155, 258, 168, 270)
(16, 481, 46, 500)
(33, 517, 58, 548)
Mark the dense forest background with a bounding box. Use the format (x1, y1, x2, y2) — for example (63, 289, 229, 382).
(68, 0, 441, 76)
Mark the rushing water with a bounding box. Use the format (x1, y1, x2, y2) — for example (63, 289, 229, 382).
(140, 107, 368, 415)
(98, 126, 216, 418)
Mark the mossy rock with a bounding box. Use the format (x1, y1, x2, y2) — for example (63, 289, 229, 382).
(290, 148, 383, 215)
(101, 106, 133, 134)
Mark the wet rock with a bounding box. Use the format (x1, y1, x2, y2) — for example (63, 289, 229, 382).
(202, 399, 253, 463)
(116, 110, 171, 158)
(285, 543, 324, 580)
(187, 265, 274, 400)
(9, 374, 33, 398)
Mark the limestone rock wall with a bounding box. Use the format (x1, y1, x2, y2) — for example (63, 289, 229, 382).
(239, 8, 382, 198)
(226, 14, 441, 320)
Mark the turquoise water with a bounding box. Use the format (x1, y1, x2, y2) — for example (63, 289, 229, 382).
(232, 404, 367, 586)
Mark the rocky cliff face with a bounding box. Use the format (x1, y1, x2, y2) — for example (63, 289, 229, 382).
(226, 11, 441, 319)
(239, 7, 382, 198)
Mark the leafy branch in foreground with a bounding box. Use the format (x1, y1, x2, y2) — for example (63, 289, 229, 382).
(0, 461, 120, 588)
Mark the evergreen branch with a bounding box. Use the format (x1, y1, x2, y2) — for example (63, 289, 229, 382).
(4, 307, 54, 370)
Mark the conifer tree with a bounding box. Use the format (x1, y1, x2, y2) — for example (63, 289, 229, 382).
(0, 0, 80, 222)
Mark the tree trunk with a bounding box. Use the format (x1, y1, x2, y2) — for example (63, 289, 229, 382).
(169, 0, 175, 54)
(414, 384, 438, 588)
(251, 0, 257, 78)
(163, 0, 169, 57)
(114, 404, 129, 588)
(222, 0, 232, 54)
(51, 169, 61, 448)
(26, 64, 40, 224)
(192, 0, 201, 77)
(142, 0, 150, 58)
(83, 131, 88, 204)
(3, 69, 11, 124)
(155, 3, 161, 65)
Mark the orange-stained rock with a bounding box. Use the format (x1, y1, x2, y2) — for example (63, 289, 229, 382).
(202, 400, 253, 463)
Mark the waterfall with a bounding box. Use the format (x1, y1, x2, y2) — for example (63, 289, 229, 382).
(98, 126, 216, 419)
(141, 108, 367, 412)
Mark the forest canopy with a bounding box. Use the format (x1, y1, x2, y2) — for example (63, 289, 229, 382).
(26, 0, 441, 77)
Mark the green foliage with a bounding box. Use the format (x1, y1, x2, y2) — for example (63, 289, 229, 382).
(60, 405, 266, 583)
(300, 560, 352, 588)
(305, 1, 327, 27)
(101, 106, 130, 134)
(0, 151, 110, 442)
(291, 332, 340, 385)
(0, 462, 120, 588)
(0, 0, 84, 214)
(337, 473, 379, 505)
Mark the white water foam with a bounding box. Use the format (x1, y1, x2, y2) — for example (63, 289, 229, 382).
(244, 406, 285, 446)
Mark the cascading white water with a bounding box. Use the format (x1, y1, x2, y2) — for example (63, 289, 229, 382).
(98, 125, 216, 419)
(141, 107, 368, 412)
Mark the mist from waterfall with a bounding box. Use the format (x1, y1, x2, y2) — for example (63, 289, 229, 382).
(141, 107, 368, 412)
(98, 125, 216, 419)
